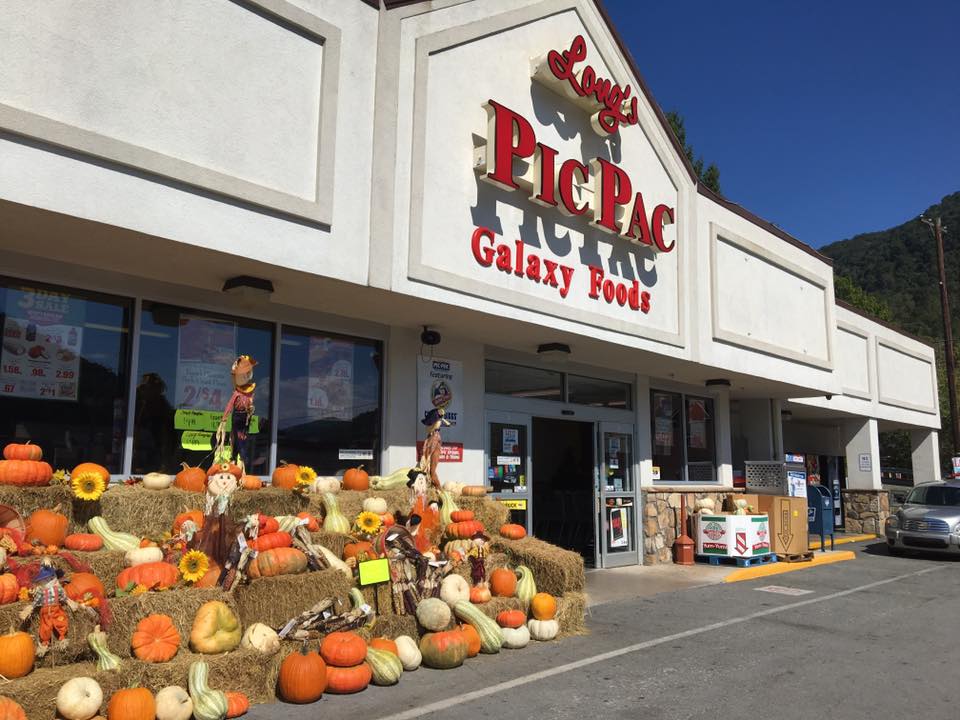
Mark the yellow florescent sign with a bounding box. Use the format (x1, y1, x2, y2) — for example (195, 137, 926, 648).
(358, 558, 390, 586)
(181, 431, 214, 451)
(174, 409, 259, 434)
(498, 499, 527, 510)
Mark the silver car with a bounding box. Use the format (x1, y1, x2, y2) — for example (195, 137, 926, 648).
(885, 481, 960, 555)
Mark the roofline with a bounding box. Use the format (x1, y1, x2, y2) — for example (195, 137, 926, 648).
(835, 299, 934, 348)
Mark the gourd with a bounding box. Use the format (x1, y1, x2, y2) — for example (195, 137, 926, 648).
(272, 515, 298, 534)
(415, 597, 451, 631)
(0, 458, 53, 486)
(444, 538, 473, 557)
(124, 546, 163, 567)
(106, 687, 154, 720)
(490, 567, 517, 597)
(246, 547, 307, 578)
(453, 600, 503, 654)
(188, 661, 229, 720)
(531, 592, 557, 620)
(310, 476, 340, 494)
(362, 496, 388, 515)
(501, 624, 530, 649)
(277, 643, 327, 703)
(366, 646, 403, 686)
(314, 544, 352, 578)
(499, 523, 527, 539)
(26, 508, 68, 547)
(64, 533, 104, 551)
(438, 490, 460, 526)
(189, 601, 241, 654)
(240, 623, 280, 655)
(516, 565, 537, 607)
(142, 472, 174, 490)
(225, 692, 249, 718)
(155, 686, 193, 720)
(87, 626, 121, 671)
(89, 516, 141, 552)
(116, 561, 179, 591)
(394, 635, 421, 670)
(325, 663, 372, 694)
(527, 617, 560, 641)
(369, 466, 414, 491)
(439, 574, 470, 607)
(459, 623, 481, 658)
(0, 629, 35, 679)
(496, 609, 526, 629)
(132, 614, 181, 663)
(341, 465, 369, 491)
(271, 462, 299, 490)
(419, 630, 468, 669)
(3, 441, 42, 460)
(322, 492, 351, 533)
(175, 463, 207, 492)
(56, 676, 103, 720)
(320, 631, 367, 667)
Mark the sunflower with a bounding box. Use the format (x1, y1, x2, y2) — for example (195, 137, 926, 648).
(72, 471, 106, 502)
(179, 549, 210, 584)
(131, 584, 149, 596)
(51, 468, 68, 485)
(296, 465, 317, 486)
(355, 511, 382, 536)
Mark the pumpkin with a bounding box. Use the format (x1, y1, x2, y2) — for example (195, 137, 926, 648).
(125, 546, 163, 567)
(501, 624, 530, 649)
(322, 492, 351, 533)
(320, 631, 367, 667)
(88, 516, 141, 552)
(257, 514, 279, 535)
(0, 698, 26, 720)
(444, 538, 473, 557)
(496, 609, 526, 629)
(343, 540, 378, 562)
(72, 462, 110, 483)
(531, 592, 557, 620)
(527, 617, 560, 641)
(296, 511, 319, 532)
(277, 643, 327, 703)
(174, 463, 206, 492)
(439, 574, 470, 607)
(66, 572, 105, 603)
(459, 623, 481, 658)
(0, 574, 19, 605)
(445, 519, 485, 539)
(57, 676, 103, 720)
(0, 459, 53, 485)
(194, 562, 221, 589)
(310, 476, 341, 494)
(342, 465, 369, 491)
(516, 564, 536, 607)
(453, 601, 503, 654)
(469, 585, 491, 604)
(247, 547, 307, 578)
(188, 661, 228, 720)
(416, 597, 451, 631)
(499, 523, 527, 539)
(88, 626, 122, 672)
(142, 472, 174, 490)
(369, 637, 398, 655)
(362, 496, 388, 515)
(325, 663, 372, 694)
(394, 635, 421, 671)
(207, 461, 241, 479)
(172, 510, 204, 535)
(380, 512, 396, 528)
(107, 687, 154, 720)
(26, 507, 68, 546)
(225, 692, 249, 718)
(248, 531, 292, 552)
(189, 601, 241, 654)
(0, 629, 35, 679)
(490, 567, 517, 597)
(116, 561, 179, 591)
(132, 614, 181, 663)
(240, 623, 280, 655)
(64, 533, 103, 551)
(450, 510, 475, 523)
(366, 646, 403, 686)
(419, 630, 468, 669)
(155, 686, 192, 720)
(271, 461, 299, 489)
(461, 485, 488, 496)
(240, 474, 262, 490)
(3, 441, 42, 461)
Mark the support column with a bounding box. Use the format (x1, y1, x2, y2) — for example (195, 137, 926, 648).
(841, 418, 887, 534)
(910, 429, 941, 485)
(714, 385, 733, 486)
(771, 399, 784, 460)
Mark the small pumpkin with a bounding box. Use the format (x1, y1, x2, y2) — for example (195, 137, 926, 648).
(342, 465, 369, 491)
(142, 472, 174, 490)
(490, 567, 517, 597)
(3, 441, 42, 461)
(296, 511, 319, 532)
(174, 463, 206, 492)
(248, 531, 292, 552)
(106, 687, 154, 720)
(0, 574, 20, 605)
(26, 507, 68, 547)
(445, 519, 485, 539)
(189, 601, 241, 654)
(116, 561, 179, 591)
(64, 533, 103, 551)
(416, 597, 451, 631)
(459, 623, 481, 658)
(225, 692, 249, 718)
(0, 628, 35, 679)
(246, 547, 307, 578)
(362, 496, 388, 515)
(278, 643, 327, 703)
(460, 485, 488, 496)
(321, 631, 367, 667)
(469, 584, 491, 604)
(343, 540, 378, 562)
(366, 646, 403, 686)
(501, 624, 531, 649)
(72, 462, 110, 483)
(125, 546, 163, 567)
(419, 630, 468, 669)
(194, 562, 221, 589)
(394, 635, 421, 671)
(56, 676, 103, 720)
(450, 510, 475, 522)
(155, 686, 192, 720)
(240, 474, 262, 490)
(240, 623, 280, 655)
(499, 523, 527, 539)
(531, 592, 558, 620)
(527, 617, 560, 641)
(132, 614, 181, 663)
(257, 514, 279, 535)
(271, 461, 300, 489)
(66, 572, 105, 604)
(439, 573, 470, 607)
(0, 697, 26, 720)
(188, 660, 228, 720)
(496, 609, 526, 629)
(310, 476, 341, 494)
(325, 663, 372, 694)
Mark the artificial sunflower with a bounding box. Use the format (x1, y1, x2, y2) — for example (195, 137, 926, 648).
(296, 465, 317, 486)
(179, 549, 210, 584)
(131, 584, 149, 596)
(72, 471, 106, 502)
(51, 468, 68, 485)
(17, 587, 29, 602)
(355, 511, 382, 536)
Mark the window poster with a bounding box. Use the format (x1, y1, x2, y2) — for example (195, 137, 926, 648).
(1, 286, 84, 401)
(416, 356, 464, 462)
(653, 393, 674, 448)
(687, 398, 708, 450)
(502, 427, 519, 454)
(307, 336, 355, 421)
(174, 315, 237, 413)
(608, 506, 628, 548)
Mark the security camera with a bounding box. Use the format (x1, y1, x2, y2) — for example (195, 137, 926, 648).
(825, 394, 833, 400)
(420, 326, 441, 346)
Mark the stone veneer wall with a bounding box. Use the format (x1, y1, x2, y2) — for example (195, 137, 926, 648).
(841, 489, 890, 535)
(642, 489, 738, 564)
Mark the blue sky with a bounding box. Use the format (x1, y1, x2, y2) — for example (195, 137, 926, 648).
(604, 0, 960, 248)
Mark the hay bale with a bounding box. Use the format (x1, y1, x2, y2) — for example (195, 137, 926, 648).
(490, 537, 585, 595)
(0, 600, 99, 668)
(60, 549, 127, 589)
(458, 495, 508, 532)
(360, 613, 418, 641)
(0, 484, 74, 527)
(310, 530, 347, 558)
(232, 569, 354, 630)
(555, 591, 587, 637)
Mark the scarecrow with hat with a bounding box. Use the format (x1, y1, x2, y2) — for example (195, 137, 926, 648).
(18, 559, 79, 655)
(408, 407, 451, 493)
(468, 530, 490, 588)
(217, 354, 258, 474)
(377, 513, 450, 615)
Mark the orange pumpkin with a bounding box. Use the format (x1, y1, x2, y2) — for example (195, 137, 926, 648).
(26, 508, 68, 547)
(341, 465, 369, 491)
(499, 523, 527, 540)
(343, 541, 378, 562)
(271, 461, 300, 490)
(296, 511, 319, 532)
(116, 561, 179, 591)
(320, 631, 367, 667)
(446, 520, 485, 539)
(496, 609, 526, 628)
(489, 568, 517, 597)
(0, 459, 53, 486)
(172, 510, 204, 535)
(0, 697, 27, 720)
(194, 562, 221, 588)
(0, 574, 18, 605)
(325, 663, 372, 694)
(107, 687, 154, 720)
(2, 442, 41, 461)
(419, 629, 469, 669)
(469, 585, 491, 604)
(207, 461, 242, 479)
(247, 547, 307, 578)
(460, 485, 488, 497)
(64, 533, 103, 551)
(174, 462, 206, 492)
(380, 512, 395, 528)
(65, 572, 105, 603)
(531, 592, 558, 620)
(278, 644, 327, 703)
(369, 637, 398, 655)
(450, 510, 475, 522)
(241, 474, 262, 490)
(459, 623, 481, 657)
(72, 462, 109, 483)
(132, 614, 181, 663)
(249, 531, 292, 552)
(0, 629, 35, 680)
(257, 514, 279, 535)
(226, 691, 250, 718)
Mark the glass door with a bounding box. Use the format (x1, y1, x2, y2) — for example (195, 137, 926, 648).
(597, 422, 638, 567)
(484, 411, 532, 534)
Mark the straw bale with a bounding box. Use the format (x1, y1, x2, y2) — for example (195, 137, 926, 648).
(457, 495, 508, 532)
(360, 612, 419, 641)
(490, 536, 585, 595)
(0, 484, 74, 528)
(232, 568, 354, 630)
(555, 591, 587, 637)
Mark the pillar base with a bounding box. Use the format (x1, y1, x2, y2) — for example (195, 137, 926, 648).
(841, 489, 890, 535)
(641, 489, 738, 565)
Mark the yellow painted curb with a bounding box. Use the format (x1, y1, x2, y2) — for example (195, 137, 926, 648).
(723, 550, 857, 583)
(809, 533, 876, 550)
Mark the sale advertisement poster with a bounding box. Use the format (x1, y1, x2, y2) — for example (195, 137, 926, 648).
(174, 315, 236, 412)
(1, 286, 84, 401)
(306, 336, 355, 421)
(416, 356, 463, 462)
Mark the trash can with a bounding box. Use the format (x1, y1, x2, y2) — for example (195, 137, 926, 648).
(807, 484, 834, 552)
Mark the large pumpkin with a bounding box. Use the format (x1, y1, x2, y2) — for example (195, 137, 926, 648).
(320, 631, 367, 667)
(189, 601, 241, 654)
(446, 519, 485, 539)
(64, 533, 103, 551)
(324, 663, 372, 694)
(72, 462, 110, 483)
(489, 567, 517, 597)
(107, 687, 154, 720)
(246, 547, 307, 579)
(174, 463, 206, 492)
(0, 629, 34, 679)
(66, 572, 105, 603)
(419, 630, 468, 669)
(271, 461, 299, 489)
(0, 459, 53, 486)
(132, 614, 181, 663)
(2, 442, 41, 461)
(278, 644, 327, 703)
(0, 574, 19, 605)
(0, 697, 27, 720)
(26, 507, 68, 546)
(116, 561, 179, 591)
(341, 465, 369, 491)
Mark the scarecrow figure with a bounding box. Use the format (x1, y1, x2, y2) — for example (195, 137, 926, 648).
(190, 464, 239, 568)
(376, 513, 449, 615)
(468, 531, 489, 587)
(18, 560, 78, 655)
(408, 408, 450, 493)
(218, 354, 257, 474)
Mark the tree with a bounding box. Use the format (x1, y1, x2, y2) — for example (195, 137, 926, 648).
(665, 110, 721, 194)
(833, 274, 894, 322)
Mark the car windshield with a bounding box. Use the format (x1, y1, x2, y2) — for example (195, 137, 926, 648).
(905, 485, 960, 506)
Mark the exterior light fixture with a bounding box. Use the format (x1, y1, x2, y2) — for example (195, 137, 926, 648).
(222, 275, 274, 298)
(705, 378, 731, 387)
(537, 342, 571, 359)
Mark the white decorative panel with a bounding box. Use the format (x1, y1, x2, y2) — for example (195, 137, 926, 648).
(877, 341, 936, 413)
(836, 325, 870, 399)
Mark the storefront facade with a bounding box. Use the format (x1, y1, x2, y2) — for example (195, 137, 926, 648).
(0, 0, 941, 567)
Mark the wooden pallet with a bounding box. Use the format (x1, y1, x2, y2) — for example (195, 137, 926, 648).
(778, 551, 815, 563)
(695, 553, 778, 568)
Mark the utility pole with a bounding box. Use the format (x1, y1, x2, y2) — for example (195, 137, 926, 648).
(921, 215, 959, 453)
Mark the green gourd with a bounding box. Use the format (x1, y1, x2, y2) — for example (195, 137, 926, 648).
(452, 600, 503, 654)
(87, 625, 122, 671)
(365, 646, 403, 685)
(87, 516, 141, 551)
(439, 490, 460, 527)
(516, 565, 537, 608)
(322, 492, 351, 534)
(188, 660, 228, 720)
(275, 515, 300, 534)
(369, 466, 415, 491)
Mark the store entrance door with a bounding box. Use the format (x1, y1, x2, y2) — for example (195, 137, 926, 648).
(531, 417, 597, 567)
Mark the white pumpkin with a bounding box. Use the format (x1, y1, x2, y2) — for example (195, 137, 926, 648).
(442, 481, 464, 496)
(415, 597, 451, 631)
(241, 622, 280, 655)
(362, 496, 388, 515)
(124, 546, 163, 567)
(527, 618, 559, 641)
(155, 685, 194, 720)
(142, 472, 174, 490)
(310, 476, 341, 494)
(56, 676, 103, 720)
(439, 574, 470, 607)
(501, 624, 530, 649)
(394, 635, 422, 671)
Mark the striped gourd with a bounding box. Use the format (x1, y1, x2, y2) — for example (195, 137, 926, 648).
(322, 492, 351, 533)
(516, 565, 537, 607)
(88, 516, 141, 551)
(453, 600, 503, 654)
(189, 660, 228, 720)
(439, 490, 460, 526)
(275, 515, 300, 533)
(365, 646, 403, 686)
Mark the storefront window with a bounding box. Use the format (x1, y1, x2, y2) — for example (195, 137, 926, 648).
(277, 327, 381, 475)
(485, 361, 563, 401)
(651, 390, 716, 482)
(568, 375, 632, 409)
(651, 391, 684, 481)
(132, 303, 273, 475)
(0, 278, 132, 473)
(686, 396, 716, 482)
